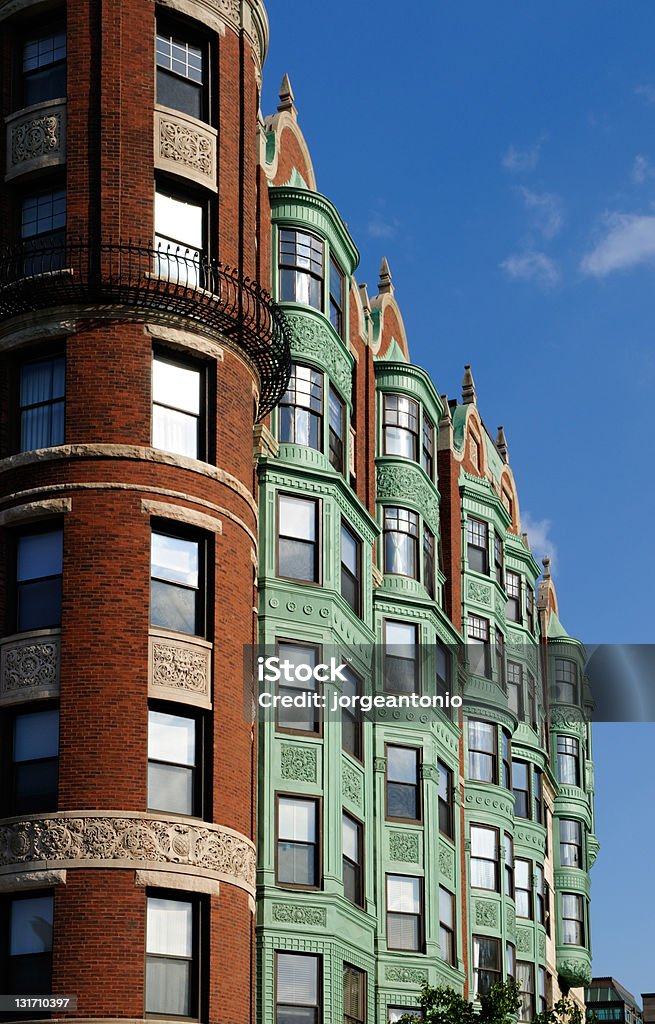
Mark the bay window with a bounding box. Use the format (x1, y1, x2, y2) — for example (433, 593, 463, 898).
(423, 525, 436, 599)
(277, 796, 319, 888)
(515, 859, 532, 918)
(561, 893, 585, 945)
(279, 229, 324, 309)
(279, 364, 323, 450)
(16, 526, 63, 631)
(154, 187, 205, 287)
(507, 662, 524, 720)
(512, 760, 530, 818)
(439, 886, 455, 964)
(472, 936, 501, 998)
(384, 620, 418, 693)
(340, 521, 361, 616)
(341, 667, 362, 760)
(277, 494, 320, 583)
(470, 825, 498, 891)
(145, 895, 198, 1017)
(421, 415, 434, 479)
(150, 528, 204, 636)
(22, 28, 66, 105)
(382, 394, 419, 460)
(148, 707, 200, 817)
(276, 642, 320, 734)
(438, 761, 454, 839)
(535, 863, 545, 925)
(557, 735, 580, 787)
(467, 614, 491, 678)
(342, 812, 364, 907)
(21, 188, 66, 273)
(19, 355, 65, 452)
(276, 953, 320, 1024)
(152, 352, 204, 460)
(12, 707, 59, 814)
(6, 893, 54, 994)
(386, 745, 420, 821)
(506, 570, 522, 622)
(386, 875, 423, 952)
(383, 506, 419, 578)
(517, 961, 535, 1022)
(329, 386, 346, 472)
(555, 658, 578, 705)
(560, 819, 583, 868)
(466, 517, 488, 574)
(343, 964, 365, 1024)
(329, 256, 345, 337)
(467, 719, 497, 783)
(504, 833, 514, 897)
(156, 20, 206, 121)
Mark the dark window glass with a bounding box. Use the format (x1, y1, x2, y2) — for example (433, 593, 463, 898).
(383, 507, 419, 578)
(466, 517, 488, 574)
(507, 661, 524, 720)
(16, 527, 63, 631)
(436, 641, 451, 706)
(494, 532, 504, 586)
(506, 570, 522, 622)
(534, 767, 543, 824)
(495, 628, 506, 688)
(278, 495, 319, 583)
(513, 760, 530, 818)
(276, 643, 320, 733)
(277, 796, 319, 887)
(342, 813, 364, 907)
(22, 29, 66, 106)
(13, 709, 59, 814)
(386, 875, 422, 952)
(557, 736, 580, 787)
(502, 730, 511, 790)
(504, 833, 514, 897)
(156, 25, 205, 120)
(152, 354, 203, 460)
(555, 659, 578, 705)
(517, 961, 535, 1022)
(382, 394, 419, 461)
(19, 356, 65, 452)
(387, 746, 420, 821)
(148, 709, 198, 816)
(276, 952, 320, 1024)
(439, 886, 455, 964)
(467, 614, 491, 678)
(343, 964, 365, 1024)
(535, 863, 545, 925)
(21, 189, 66, 274)
(560, 819, 583, 868)
(145, 896, 197, 1017)
(538, 967, 547, 1014)
(472, 935, 500, 998)
(341, 667, 362, 761)
(329, 256, 345, 337)
(340, 522, 361, 616)
(384, 621, 418, 693)
(467, 719, 496, 783)
(423, 526, 435, 599)
(421, 416, 434, 479)
(506, 941, 516, 981)
(515, 859, 532, 919)
(8, 894, 54, 995)
(150, 530, 203, 636)
(328, 386, 346, 472)
(527, 587, 535, 633)
(470, 825, 498, 891)
(438, 761, 454, 838)
(279, 229, 324, 310)
(279, 365, 323, 450)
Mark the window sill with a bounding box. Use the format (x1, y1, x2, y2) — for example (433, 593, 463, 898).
(148, 629, 212, 709)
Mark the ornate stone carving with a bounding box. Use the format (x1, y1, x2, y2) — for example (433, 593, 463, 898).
(374, 757, 387, 773)
(6, 102, 66, 179)
(475, 898, 498, 927)
(149, 633, 211, 707)
(516, 927, 532, 953)
(284, 311, 352, 401)
(342, 763, 362, 806)
(389, 832, 419, 863)
(376, 463, 439, 534)
(506, 906, 516, 937)
(272, 903, 326, 926)
(385, 966, 427, 984)
(280, 744, 317, 783)
(467, 579, 491, 605)
(155, 109, 216, 188)
(438, 842, 454, 881)
(538, 933, 546, 959)
(557, 957, 592, 987)
(0, 814, 255, 894)
(1, 634, 60, 704)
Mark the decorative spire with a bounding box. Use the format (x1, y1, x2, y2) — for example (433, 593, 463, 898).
(462, 364, 476, 405)
(378, 256, 393, 295)
(359, 282, 371, 314)
(277, 74, 297, 117)
(496, 425, 509, 462)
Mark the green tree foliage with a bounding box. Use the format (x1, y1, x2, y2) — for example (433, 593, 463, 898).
(396, 982, 586, 1024)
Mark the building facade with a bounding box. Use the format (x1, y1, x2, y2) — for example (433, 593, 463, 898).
(0, 1, 597, 1023)
(586, 978, 644, 1024)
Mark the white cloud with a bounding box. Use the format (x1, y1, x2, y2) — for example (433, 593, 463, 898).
(521, 511, 558, 572)
(631, 154, 654, 184)
(502, 139, 543, 173)
(367, 212, 399, 239)
(636, 83, 655, 105)
(500, 250, 560, 288)
(517, 187, 563, 239)
(580, 212, 655, 276)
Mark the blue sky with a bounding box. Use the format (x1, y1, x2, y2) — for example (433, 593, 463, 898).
(263, 0, 655, 1001)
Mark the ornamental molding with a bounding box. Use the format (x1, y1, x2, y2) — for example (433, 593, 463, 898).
(467, 579, 492, 606)
(271, 903, 326, 926)
(538, 933, 546, 959)
(557, 956, 592, 987)
(374, 757, 387, 773)
(5, 100, 66, 181)
(280, 744, 317, 783)
(516, 926, 532, 954)
(389, 832, 420, 863)
(0, 631, 60, 706)
(506, 906, 516, 938)
(156, 0, 268, 70)
(376, 463, 440, 535)
(438, 841, 454, 881)
(464, 790, 514, 818)
(474, 898, 498, 928)
(342, 763, 362, 806)
(155, 107, 217, 190)
(283, 310, 352, 402)
(385, 966, 428, 985)
(149, 632, 212, 709)
(262, 468, 377, 544)
(0, 813, 256, 895)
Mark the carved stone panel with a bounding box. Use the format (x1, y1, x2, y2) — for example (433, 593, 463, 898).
(389, 831, 420, 863)
(438, 839, 455, 882)
(155, 107, 217, 190)
(0, 631, 60, 705)
(342, 762, 362, 806)
(376, 462, 439, 534)
(6, 100, 66, 181)
(280, 744, 317, 783)
(271, 903, 326, 926)
(149, 631, 212, 708)
(474, 898, 499, 928)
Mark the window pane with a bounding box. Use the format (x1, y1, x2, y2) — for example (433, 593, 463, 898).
(385, 621, 415, 648)
(151, 533, 199, 587)
(471, 826, 497, 859)
(277, 954, 318, 1005)
(14, 709, 59, 762)
(148, 710, 195, 765)
(439, 887, 454, 928)
(387, 875, 420, 913)
(279, 798, 316, 842)
(278, 843, 315, 885)
(278, 539, 316, 582)
(469, 720, 495, 752)
(280, 496, 316, 541)
(21, 190, 66, 239)
(145, 957, 190, 1016)
(17, 530, 63, 582)
(155, 191, 203, 249)
(153, 405, 198, 458)
(151, 580, 197, 634)
(20, 357, 65, 406)
(387, 783, 418, 820)
(10, 896, 54, 955)
(388, 747, 417, 784)
(342, 815, 359, 862)
(341, 525, 358, 575)
(153, 358, 201, 414)
(388, 913, 419, 950)
(148, 762, 193, 815)
(147, 898, 192, 956)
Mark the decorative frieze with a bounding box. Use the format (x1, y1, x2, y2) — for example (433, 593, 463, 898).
(5, 100, 66, 180)
(389, 832, 419, 863)
(467, 579, 492, 606)
(283, 310, 352, 402)
(149, 631, 212, 708)
(342, 763, 362, 806)
(0, 813, 255, 894)
(271, 903, 326, 926)
(474, 898, 498, 927)
(516, 926, 532, 954)
(155, 107, 217, 190)
(280, 744, 317, 783)
(0, 631, 60, 705)
(385, 966, 428, 985)
(438, 840, 455, 882)
(376, 462, 439, 534)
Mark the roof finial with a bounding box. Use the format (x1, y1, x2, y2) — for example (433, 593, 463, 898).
(542, 556, 551, 578)
(496, 425, 509, 463)
(359, 282, 371, 314)
(439, 394, 452, 426)
(462, 364, 476, 405)
(277, 74, 297, 117)
(378, 256, 393, 295)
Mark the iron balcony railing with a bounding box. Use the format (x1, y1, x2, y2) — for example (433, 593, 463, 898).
(0, 238, 291, 417)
